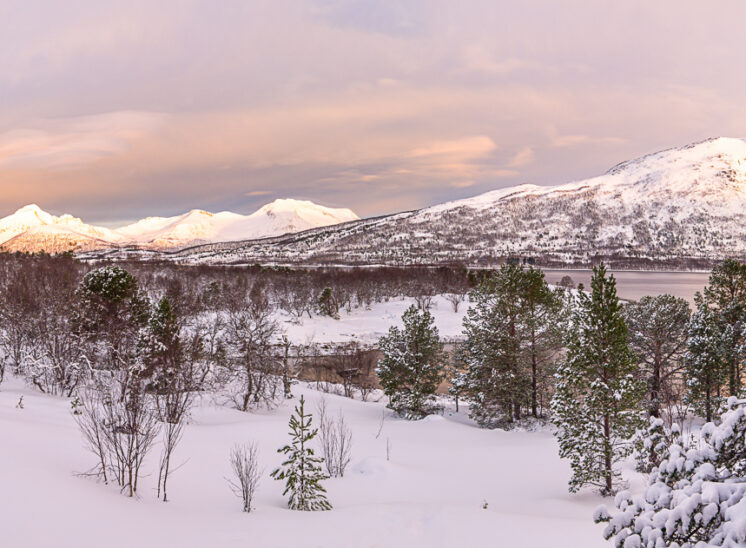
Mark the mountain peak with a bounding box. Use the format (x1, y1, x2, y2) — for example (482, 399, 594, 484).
(256, 198, 360, 222)
(14, 204, 45, 215)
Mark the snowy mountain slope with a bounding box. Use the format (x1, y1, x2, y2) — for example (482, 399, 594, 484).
(0, 199, 359, 253)
(169, 137, 746, 267)
(0, 204, 126, 248)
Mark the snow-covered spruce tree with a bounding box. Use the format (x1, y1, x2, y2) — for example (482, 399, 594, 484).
(551, 264, 645, 495)
(271, 395, 332, 511)
(625, 294, 691, 418)
(704, 259, 746, 397)
(684, 293, 726, 422)
(376, 304, 445, 419)
(597, 397, 746, 547)
(461, 265, 531, 427)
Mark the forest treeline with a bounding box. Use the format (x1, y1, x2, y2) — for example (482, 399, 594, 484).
(2, 252, 746, 544)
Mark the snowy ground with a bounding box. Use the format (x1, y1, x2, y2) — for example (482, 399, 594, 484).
(0, 374, 615, 548)
(279, 294, 467, 345)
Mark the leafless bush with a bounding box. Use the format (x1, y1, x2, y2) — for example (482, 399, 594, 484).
(223, 298, 283, 410)
(227, 442, 262, 512)
(74, 371, 160, 497)
(317, 399, 352, 478)
(445, 292, 466, 313)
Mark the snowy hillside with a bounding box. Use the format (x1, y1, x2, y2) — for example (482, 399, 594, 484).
(0, 376, 610, 548)
(169, 137, 746, 267)
(0, 199, 359, 253)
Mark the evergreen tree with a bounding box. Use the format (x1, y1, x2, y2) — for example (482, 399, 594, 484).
(376, 305, 445, 419)
(74, 265, 148, 371)
(271, 395, 331, 511)
(317, 287, 339, 319)
(461, 265, 530, 427)
(522, 267, 565, 418)
(447, 344, 468, 413)
(597, 397, 746, 546)
(625, 294, 691, 417)
(551, 264, 644, 495)
(704, 259, 746, 396)
(685, 293, 726, 422)
(138, 297, 182, 391)
(631, 415, 673, 473)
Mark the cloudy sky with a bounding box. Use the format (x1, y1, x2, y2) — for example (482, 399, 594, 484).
(1, 0, 744, 224)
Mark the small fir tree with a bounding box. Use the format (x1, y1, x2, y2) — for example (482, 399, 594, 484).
(551, 264, 645, 495)
(271, 395, 332, 511)
(376, 305, 445, 419)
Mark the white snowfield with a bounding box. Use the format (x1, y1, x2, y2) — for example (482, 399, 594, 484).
(0, 375, 609, 548)
(0, 198, 359, 252)
(279, 295, 469, 346)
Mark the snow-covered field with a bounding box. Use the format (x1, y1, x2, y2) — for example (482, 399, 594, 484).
(279, 294, 467, 345)
(0, 374, 611, 548)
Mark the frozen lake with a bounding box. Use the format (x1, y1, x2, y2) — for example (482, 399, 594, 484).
(542, 269, 710, 304)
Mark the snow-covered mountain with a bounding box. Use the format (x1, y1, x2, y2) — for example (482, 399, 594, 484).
(0, 199, 359, 253)
(167, 137, 746, 268)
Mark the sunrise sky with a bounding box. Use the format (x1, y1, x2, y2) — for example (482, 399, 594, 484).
(1, 0, 744, 224)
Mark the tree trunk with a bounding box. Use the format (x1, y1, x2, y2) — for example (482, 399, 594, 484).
(603, 413, 612, 494)
(531, 328, 538, 418)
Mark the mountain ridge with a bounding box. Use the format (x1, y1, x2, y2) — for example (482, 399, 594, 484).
(0, 199, 360, 253)
(153, 136, 746, 268)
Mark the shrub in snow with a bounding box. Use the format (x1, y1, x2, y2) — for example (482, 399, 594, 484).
(376, 305, 445, 419)
(271, 395, 332, 511)
(596, 397, 746, 547)
(75, 368, 160, 497)
(228, 442, 262, 513)
(551, 264, 645, 495)
(223, 295, 283, 411)
(317, 399, 352, 478)
(632, 417, 676, 474)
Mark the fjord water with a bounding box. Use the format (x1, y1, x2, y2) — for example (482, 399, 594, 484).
(542, 270, 710, 304)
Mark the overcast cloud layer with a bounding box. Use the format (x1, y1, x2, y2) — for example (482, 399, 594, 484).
(1, 0, 744, 224)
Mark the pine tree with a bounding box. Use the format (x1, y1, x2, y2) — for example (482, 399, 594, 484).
(551, 264, 644, 495)
(597, 397, 746, 546)
(685, 293, 726, 422)
(625, 294, 691, 417)
(271, 395, 332, 511)
(74, 265, 148, 371)
(704, 259, 746, 396)
(522, 267, 565, 418)
(461, 265, 531, 427)
(138, 297, 181, 391)
(317, 287, 339, 319)
(376, 305, 445, 419)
